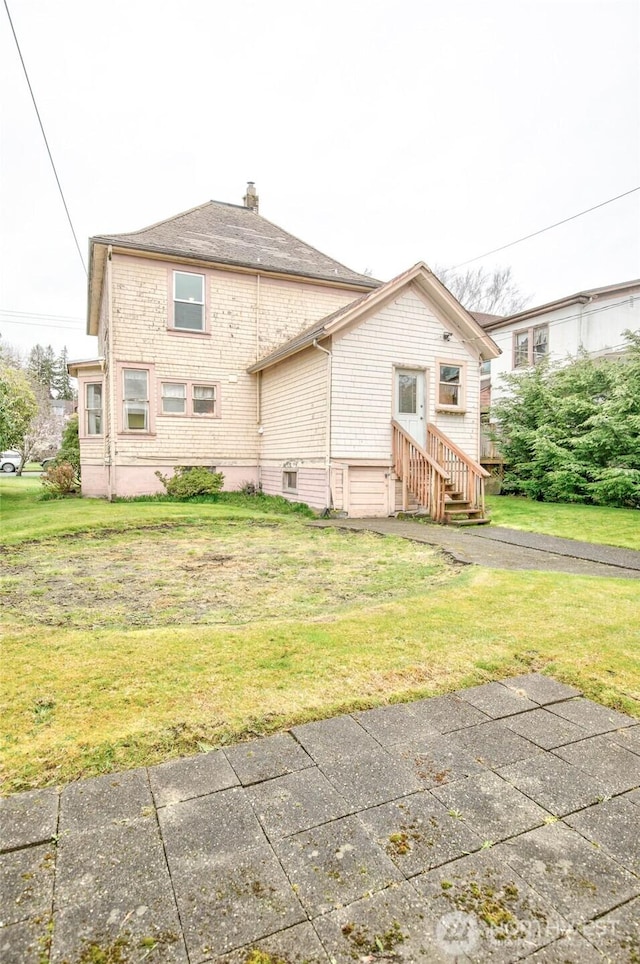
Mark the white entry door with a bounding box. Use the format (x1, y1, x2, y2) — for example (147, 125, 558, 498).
(395, 368, 426, 447)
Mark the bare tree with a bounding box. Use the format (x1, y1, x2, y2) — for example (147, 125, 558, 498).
(17, 383, 60, 474)
(435, 265, 530, 316)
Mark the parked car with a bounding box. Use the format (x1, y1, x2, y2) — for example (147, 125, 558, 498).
(41, 456, 57, 470)
(1, 450, 23, 473)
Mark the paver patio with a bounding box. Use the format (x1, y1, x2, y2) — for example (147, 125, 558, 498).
(1, 674, 639, 963)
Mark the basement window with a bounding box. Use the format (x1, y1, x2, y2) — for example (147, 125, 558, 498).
(283, 470, 298, 493)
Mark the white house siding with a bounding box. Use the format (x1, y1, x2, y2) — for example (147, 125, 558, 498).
(102, 254, 363, 496)
(259, 346, 328, 509)
(331, 288, 482, 461)
(489, 289, 640, 404)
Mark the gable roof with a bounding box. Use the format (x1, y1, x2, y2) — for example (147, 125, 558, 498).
(484, 279, 640, 332)
(91, 200, 380, 289)
(248, 262, 500, 373)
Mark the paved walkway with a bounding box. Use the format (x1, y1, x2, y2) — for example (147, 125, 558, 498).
(2, 675, 639, 962)
(311, 518, 640, 579)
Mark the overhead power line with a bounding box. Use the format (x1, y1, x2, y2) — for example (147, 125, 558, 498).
(452, 186, 640, 269)
(3, 0, 87, 276)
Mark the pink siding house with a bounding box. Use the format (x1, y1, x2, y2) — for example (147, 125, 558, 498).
(71, 184, 499, 522)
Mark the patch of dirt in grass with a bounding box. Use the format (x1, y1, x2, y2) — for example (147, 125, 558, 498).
(1, 520, 455, 629)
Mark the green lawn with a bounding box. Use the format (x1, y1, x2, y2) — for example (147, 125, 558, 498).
(1, 478, 639, 792)
(487, 495, 640, 550)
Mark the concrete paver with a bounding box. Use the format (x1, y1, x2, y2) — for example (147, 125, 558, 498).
(1, 675, 639, 963)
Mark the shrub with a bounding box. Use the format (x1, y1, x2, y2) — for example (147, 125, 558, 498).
(41, 461, 80, 496)
(55, 415, 81, 476)
(155, 466, 224, 498)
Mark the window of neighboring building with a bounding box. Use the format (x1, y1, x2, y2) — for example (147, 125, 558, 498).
(85, 382, 103, 435)
(193, 384, 216, 415)
(123, 368, 149, 430)
(437, 363, 464, 409)
(513, 324, 548, 368)
(162, 382, 187, 415)
(283, 470, 298, 492)
(480, 360, 491, 376)
(173, 271, 205, 331)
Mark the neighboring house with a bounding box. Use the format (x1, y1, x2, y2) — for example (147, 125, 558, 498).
(477, 279, 640, 408)
(69, 184, 499, 521)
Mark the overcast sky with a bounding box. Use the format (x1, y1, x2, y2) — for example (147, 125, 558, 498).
(1, 0, 638, 361)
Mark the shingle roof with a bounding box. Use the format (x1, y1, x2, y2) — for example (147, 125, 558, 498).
(471, 311, 504, 328)
(92, 200, 380, 288)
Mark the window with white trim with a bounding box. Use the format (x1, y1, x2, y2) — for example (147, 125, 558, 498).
(283, 470, 298, 492)
(85, 382, 103, 435)
(123, 368, 149, 430)
(173, 271, 205, 331)
(438, 363, 463, 408)
(513, 324, 548, 368)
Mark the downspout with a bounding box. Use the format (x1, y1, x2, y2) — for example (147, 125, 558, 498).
(107, 246, 116, 500)
(255, 274, 261, 489)
(312, 339, 332, 511)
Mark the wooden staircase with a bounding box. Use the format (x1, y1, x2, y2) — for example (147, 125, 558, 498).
(391, 420, 490, 526)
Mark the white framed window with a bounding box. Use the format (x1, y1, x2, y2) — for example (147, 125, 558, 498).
(193, 384, 216, 415)
(123, 368, 149, 431)
(162, 382, 187, 415)
(85, 382, 103, 435)
(437, 362, 464, 409)
(283, 470, 298, 492)
(173, 271, 205, 331)
(513, 324, 548, 368)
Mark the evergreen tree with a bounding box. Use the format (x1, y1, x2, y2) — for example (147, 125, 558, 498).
(492, 332, 640, 507)
(26, 344, 57, 396)
(53, 347, 75, 400)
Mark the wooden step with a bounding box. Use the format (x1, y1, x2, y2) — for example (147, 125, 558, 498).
(447, 517, 491, 526)
(444, 507, 484, 517)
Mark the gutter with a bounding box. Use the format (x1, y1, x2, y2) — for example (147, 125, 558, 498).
(312, 339, 332, 511)
(106, 246, 116, 501)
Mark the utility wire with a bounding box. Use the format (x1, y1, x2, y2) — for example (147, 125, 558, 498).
(3, 0, 87, 276)
(452, 187, 640, 269)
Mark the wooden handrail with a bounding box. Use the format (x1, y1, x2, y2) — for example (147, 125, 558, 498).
(390, 420, 449, 478)
(392, 419, 488, 522)
(427, 422, 490, 478)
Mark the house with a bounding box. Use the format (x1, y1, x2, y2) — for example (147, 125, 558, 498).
(477, 279, 640, 407)
(69, 184, 500, 521)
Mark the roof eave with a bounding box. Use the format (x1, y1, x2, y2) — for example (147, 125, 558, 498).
(90, 238, 380, 291)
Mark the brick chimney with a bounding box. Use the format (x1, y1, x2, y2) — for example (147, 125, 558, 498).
(243, 181, 259, 213)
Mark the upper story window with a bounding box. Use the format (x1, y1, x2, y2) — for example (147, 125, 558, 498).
(123, 368, 149, 431)
(85, 382, 103, 435)
(480, 360, 491, 377)
(513, 324, 548, 368)
(173, 271, 205, 331)
(437, 362, 464, 410)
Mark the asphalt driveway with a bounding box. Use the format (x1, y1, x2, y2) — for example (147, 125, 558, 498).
(311, 519, 640, 579)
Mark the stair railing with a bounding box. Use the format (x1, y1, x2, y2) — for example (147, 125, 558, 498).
(391, 420, 449, 522)
(426, 422, 490, 515)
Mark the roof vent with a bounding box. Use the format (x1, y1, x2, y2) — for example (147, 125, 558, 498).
(243, 181, 259, 213)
